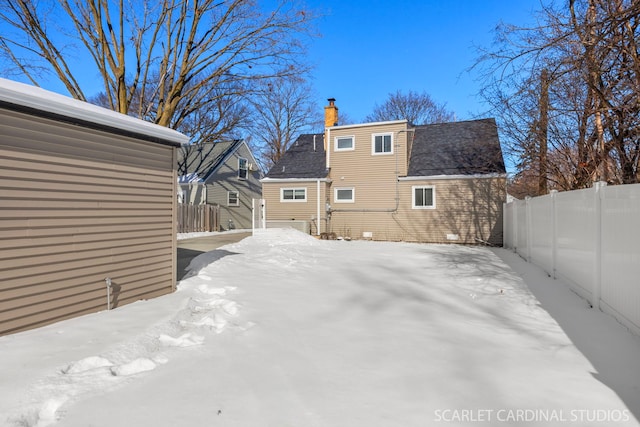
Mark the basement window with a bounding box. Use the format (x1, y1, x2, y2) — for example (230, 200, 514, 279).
(281, 187, 307, 202)
(412, 186, 435, 209)
(334, 187, 355, 203)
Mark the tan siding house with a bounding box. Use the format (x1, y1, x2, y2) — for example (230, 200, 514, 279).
(262, 99, 506, 244)
(0, 78, 188, 336)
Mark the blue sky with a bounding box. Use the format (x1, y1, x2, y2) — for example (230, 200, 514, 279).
(1, 0, 540, 125)
(305, 0, 541, 122)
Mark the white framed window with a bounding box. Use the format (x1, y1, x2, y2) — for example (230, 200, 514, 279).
(334, 187, 355, 203)
(335, 136, 355, 151)
(227, 190, 240, 206)
(372, 133, 393, 155)
(238, 157, 248, 179)
(412, 186, 435, 209)
(281, 187, 307, 202)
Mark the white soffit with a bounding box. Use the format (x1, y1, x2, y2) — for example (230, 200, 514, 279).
(0, 78, 189, 146)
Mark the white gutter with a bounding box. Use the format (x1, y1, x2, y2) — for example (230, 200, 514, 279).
(0, 78, 189, 146)
(399, 173, 507, 181)
(327, 119, 407, 131)
(260, 177, 332, 183)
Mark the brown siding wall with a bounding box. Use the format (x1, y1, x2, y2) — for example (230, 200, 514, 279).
(262, 180, 328, 235)
(329, 177, 506, 244)
(0, 108, 177, 336)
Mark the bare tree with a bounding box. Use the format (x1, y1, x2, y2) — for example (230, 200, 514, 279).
(475, 0, 640, 194)
(0, 0, 316, 132)
(364, 90, 455, 125)
(245, 75, 317, 169)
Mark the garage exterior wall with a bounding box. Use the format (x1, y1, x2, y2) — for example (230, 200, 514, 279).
(0, 108, 178, 336)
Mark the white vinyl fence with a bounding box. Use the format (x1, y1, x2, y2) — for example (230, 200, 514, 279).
(504, 182, 640, 335)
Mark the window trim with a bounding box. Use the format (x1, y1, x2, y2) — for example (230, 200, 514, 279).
(334, 135, 355, 151)
(281, 187, 307, 202)
(412, 185, 436, 209)
(227, 190, 240, 207)
(334, 187, 355, 203)
(238, 157, 248, 180)
(372, 132, 393, 155)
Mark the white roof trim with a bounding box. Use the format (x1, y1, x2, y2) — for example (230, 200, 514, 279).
(261, 177, 332, 183)
(0, 78, 190, 145)
(327, 119, 407, 130)
(399, 173, 507, 181)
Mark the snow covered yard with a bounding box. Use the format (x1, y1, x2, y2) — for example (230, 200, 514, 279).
(1, 229, 638, 427)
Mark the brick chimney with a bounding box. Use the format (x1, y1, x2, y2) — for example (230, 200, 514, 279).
(324, 98, 338, 128)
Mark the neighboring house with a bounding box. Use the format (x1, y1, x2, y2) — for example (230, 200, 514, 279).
(178, 140, 262, 230)
(0, 78, 188, 336)
(261, 99, 506, 244)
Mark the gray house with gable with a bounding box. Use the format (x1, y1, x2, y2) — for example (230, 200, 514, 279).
(178, 140, 262, 230)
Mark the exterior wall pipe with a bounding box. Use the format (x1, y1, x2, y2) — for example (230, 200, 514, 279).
(316, 179, 321, 235)
(105, 277, 112, 310)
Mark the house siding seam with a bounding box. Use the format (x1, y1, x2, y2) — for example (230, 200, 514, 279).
(0, 107, 177, 336)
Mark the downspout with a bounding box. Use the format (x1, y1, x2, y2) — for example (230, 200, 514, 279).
(316, 179, 321, 235)
(105, 277, 112, 310)
(326, 127, 331, 169)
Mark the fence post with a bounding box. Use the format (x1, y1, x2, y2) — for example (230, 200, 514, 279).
(592, 181, 606, 310)
(550, 190, 558, 279)
(525, 196, 532, 262)
(512, 201, 518, 253)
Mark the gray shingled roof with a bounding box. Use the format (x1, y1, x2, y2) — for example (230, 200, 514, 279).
(265, 133, 328, 179)
(408, 118, 505, 176)
(179, 140, 241, 181)
(265, 119, 504, 179)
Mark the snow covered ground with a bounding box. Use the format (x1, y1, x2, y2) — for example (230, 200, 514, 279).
(1, 228, 638, 427)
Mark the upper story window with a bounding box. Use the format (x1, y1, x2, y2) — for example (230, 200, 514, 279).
(281, 187, 307, 202)
(372, 133, 393, 155)
(335, 136, 355, 151)
(238, 157, 248, 179)
(412, 185, 436, 209)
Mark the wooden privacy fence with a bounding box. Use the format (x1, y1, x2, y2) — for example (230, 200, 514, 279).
(178, 204, 219, 233)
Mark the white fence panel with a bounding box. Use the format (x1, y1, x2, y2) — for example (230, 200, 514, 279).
(554, 188, 597, 300)
(529, 194, 554, 275)
(600, 184, 640, 332)
(515, 199, 528, 258)
(504, 183, 640, 335)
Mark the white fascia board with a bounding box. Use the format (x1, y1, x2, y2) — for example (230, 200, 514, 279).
(260, 177, 332, 183)
(0, 78, 190, 146)
(399, 173, 507, 181)
(327, 119, 408, 131)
